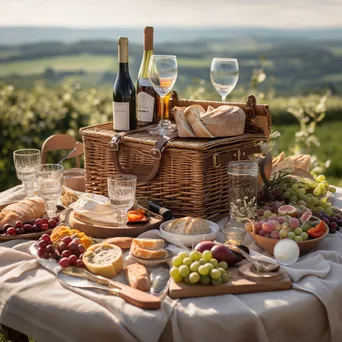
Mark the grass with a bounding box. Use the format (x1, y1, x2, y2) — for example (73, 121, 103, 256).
(0, 54, 117, 76)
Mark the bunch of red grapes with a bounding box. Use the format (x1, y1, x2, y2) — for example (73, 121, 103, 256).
(3, 217, 59, 236)
(37, 234, 85, 268)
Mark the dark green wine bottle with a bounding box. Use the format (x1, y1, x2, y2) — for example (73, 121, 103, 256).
(113, 37, 137, 131)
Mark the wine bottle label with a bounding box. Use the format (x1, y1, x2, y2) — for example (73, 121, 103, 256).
(113, 101, 130, 131)
(137, 91, 155, 123)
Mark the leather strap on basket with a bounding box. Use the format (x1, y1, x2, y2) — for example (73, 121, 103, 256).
(207, 145, 261, 168)
(108, 130, 178, 183)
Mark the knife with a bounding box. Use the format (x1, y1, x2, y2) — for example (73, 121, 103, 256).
(61, 267, 161, 310)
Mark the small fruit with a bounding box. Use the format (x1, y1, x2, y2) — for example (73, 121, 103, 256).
(172, 257, 182, 267)
(294, 236, 303, 242)
(288, 232, 296, 240)
(38, 240, 47, 248)
(218, 261, 228, 270)
(48, 219, 57, 228)
(200, 275, 211, 285)
(62, 250, 72, 258)
(210, 258, 219, 267)
(189, 250, 201, 261)
(179, 265, 190, 277)
(189, 272, 200, 284)
(202, 250, 212, 261)
(62, 236, 72, 246)
(68, 255, 78, 265)
(210, 269, 221, 280)
(289, 218, 300, 228)
(183, 257, 192, 266)
(15, 220, 23, 228)
(177, 252, 188, 260)
(7, 227, 17, 235)
(76, 259, 84, 268)
(294, 227, 303, 236)
(278, 205, 297, 216)
(59, 258, 70, 268)
(198, 265, 209, 276)
(190, 261, 200, 272)
(41, 223, 49, 231)
(300, 232, 309, 240)
(211, 278, 223, 286)
(35, 219, 43, 226)
(46, 244, 54, 254)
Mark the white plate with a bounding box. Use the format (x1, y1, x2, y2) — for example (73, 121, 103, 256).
(159, 219, 219, 247)
(130, 249, 174, 267)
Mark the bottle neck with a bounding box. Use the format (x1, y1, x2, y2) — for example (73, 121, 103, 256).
(139, 49, 153, 79)
(119, 62, 130, 76)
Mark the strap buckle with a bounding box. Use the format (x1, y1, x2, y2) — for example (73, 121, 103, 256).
(150, 148, 163, 160)
(108, 135, 122, 151)
(213, 153, 221, 168)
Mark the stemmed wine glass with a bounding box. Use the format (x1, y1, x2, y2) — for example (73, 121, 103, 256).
(107, 175, 137, 226)
(210, 58, 239, 101)
(13, 149, 41, 198)
(35, 164, 64, 218)
(148, 55, 178, 135)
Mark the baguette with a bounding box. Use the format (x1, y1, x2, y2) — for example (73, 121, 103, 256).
(0, 197, 45, 228)
(125, 263, 150, 291)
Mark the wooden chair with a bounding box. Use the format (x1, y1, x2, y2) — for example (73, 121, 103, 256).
(41, 134, 85, 192)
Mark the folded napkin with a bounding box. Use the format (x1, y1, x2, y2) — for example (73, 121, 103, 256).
(281, 254, 331, 282)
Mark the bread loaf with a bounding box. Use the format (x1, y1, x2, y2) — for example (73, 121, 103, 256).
(163, 217, 211, 235)
(0, 197, 45, 228)
(184, 105, 213, 138)
(172, 106, 196, 138)
(125, 263, 150, 291)
(200, 105, 245, 137)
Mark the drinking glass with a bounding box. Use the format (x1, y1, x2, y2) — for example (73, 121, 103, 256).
(35, 164, 64, 218)
(148, 55, 178, 135)
(210, 58, 239, 101)
(223, 161, 258, 245)
(107, 175, 137, 226)
(13, 149, 41, 198)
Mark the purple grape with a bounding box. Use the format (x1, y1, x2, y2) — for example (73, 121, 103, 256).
(271, 231, 280, 239)
(330, 217, 337, 223)
(264, 233, 271, 238)
(336, 220, 342, 226)
(258, 229, 266, 236)
(322, 217, 330, 225)
(330, 222, 338, 230)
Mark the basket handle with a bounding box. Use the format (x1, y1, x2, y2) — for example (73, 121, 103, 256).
(108, 132, 178, 183)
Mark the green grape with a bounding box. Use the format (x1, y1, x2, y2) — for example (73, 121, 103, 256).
(313, 187, 321, 196)
(318, 183, 325, 190)
(202, 250, 212, 261)
(211, 278, 223, 286)
(173, 274, 183, 283)
(295, 236, 303, 242)
(177, 251, 189, 260)
(291, 184, 299, 191)
(307, 193, 314, 198)
(321, 197, 328, 204)
(172, 257, 183, 267)
(183, 257, 192, 266)
(200, 275, 211, 285)
(316, 206, 325, 213)
(300, 232, 309, 240)
(301, 223, 311, 232)
(294, 227, 302, 235)
(321, 189, 327, 196)
(283, 191, 291, 199)
(312, 197, 320, 205)
(199, 258, 207, 265)
(316, 175, 325, 182)
(325, 208, 333, 216)
(289, 195, 298, 203)
(218, 261, 228, 270)
(189, 250, 201, 261)
(189, 272, 200, 284)
(210, 269, 221, 280)
(179, 265, 190, 277)
(288, 232, 296, 240)
(218, 267, 226, 276)
(184, 276, 192, 285)
(297, 188, 306, 196)
(198, 264, 209, 276)
(264, 210, 272, 218)
(170, 267, 180, 279)
(222, 273, 230, 283)
(328, 186, 336, 193)
(298, 194, 307, 201)
(279, 229, 288, 238)
(210, 258, 219, 267)
(190, 261, 200, 272)
(205, 263, 214, 272)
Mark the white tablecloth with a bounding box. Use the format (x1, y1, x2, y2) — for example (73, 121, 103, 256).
(1, 185, 342, 342)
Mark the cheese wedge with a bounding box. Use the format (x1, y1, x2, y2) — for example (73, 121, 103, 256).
(130, 244, 169, 260)
(83, 243, 123, 278)
(131, 238, 164, 251)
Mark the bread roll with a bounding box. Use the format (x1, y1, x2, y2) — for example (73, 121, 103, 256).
(200, 105, 245, 137)
(0, 197, 45, 228)
(125, 263, 150, 291)
(184, 105, 213, 138)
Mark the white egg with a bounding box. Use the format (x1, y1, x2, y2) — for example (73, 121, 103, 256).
(274, 239, 300, 265)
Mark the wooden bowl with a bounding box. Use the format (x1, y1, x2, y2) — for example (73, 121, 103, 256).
(248, 222, 329, 256)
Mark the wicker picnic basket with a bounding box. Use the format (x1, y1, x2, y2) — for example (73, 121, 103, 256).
(80, 94, 271, 221)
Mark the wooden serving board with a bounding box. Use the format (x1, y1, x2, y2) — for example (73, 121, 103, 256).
(169, 261, 292, 299)
(68, 210, 164, 238)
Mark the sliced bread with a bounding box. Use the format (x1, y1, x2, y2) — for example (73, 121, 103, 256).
(130, 244, 169, 259)
(184, 105, 213, 138)
(187, 218, 211, 235)
(132, 238, 165, 250)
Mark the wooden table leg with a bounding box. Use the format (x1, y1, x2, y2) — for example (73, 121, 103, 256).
(1, 324, 29, 342)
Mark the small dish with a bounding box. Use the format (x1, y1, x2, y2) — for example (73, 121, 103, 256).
(159, 219, 219, 247)
(130, 249, 174, 267)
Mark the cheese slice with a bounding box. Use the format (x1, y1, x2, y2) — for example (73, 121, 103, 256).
(132, 238, 165, 251)
(83, 243, 123, 278)
(130, 244, 169, 260)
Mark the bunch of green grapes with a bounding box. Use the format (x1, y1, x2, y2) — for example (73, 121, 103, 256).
(280, 174, 336, 215)
(170, 250, 230, 286)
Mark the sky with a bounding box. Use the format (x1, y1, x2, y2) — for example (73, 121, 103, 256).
(0, 0, 342, 28)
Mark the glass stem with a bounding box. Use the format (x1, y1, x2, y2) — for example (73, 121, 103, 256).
(45, 199, 57, 218)
(221, 95, 226, 102)
(23, 179, 35, 198)
(159, 97, 164, 123)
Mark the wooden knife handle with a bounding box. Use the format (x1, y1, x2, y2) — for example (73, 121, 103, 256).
(108, 281, 161, 310)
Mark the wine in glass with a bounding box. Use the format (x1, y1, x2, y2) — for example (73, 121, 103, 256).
(210, 58, 239, 101)
(13, 149, 41, 198)
(148, 55, 178, 135)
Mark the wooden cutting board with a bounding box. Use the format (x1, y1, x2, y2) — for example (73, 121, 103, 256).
(68, 210, 163, 238)
(169, 261, 292, 299)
